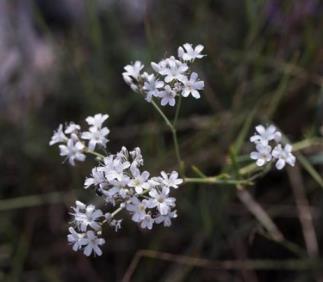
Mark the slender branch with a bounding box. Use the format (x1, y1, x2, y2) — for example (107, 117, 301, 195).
(83, 148, 105, 160)
(122, 249, 323, 282)
(151, 100, 185, 175)
(184, 177, 252, 186)
(151, 100, 174, 130)
(173, 94, 182, 127)
(287, 165, 320, 258)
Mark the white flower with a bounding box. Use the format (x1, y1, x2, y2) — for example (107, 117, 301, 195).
(181, 72, 204, 99)
(49, 124, 67, 145)
(143, 74, 164, 102)
(122, 61, 144, 82)
(159, 85, 176, 107)
(110, 219, 122, 232)
(64, 122, 81, 134)
(106, 175, 130, 197)
(140, 214, 154, 230)
(151, 59, 168, 73)
(148, 187, 176, 215)
(67, 227, 85, 251)
(84, 168, 106, 189)
(81, 231, 105, 256)
(126, 197, 149, 222)
(72, 204, 103, 232)
(59, 138, 86, 166)
(128, 168, 150, 194)
(178, 43, 205, 61)
(130, 147, 144, 168)
(272, 144, 296, 170)
(99, 155, 130, 181)
(159, 57, 188, 83)
(85, 113, 109, 128)
(250, 125, 282, 145)
(160, 171, 183, 189)
(81, 126, 110, 151)
(250, 144, 272, 167)
(155, 210, 177, 227)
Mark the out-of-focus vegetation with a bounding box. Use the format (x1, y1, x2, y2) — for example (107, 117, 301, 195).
(1, 0, 323, 281)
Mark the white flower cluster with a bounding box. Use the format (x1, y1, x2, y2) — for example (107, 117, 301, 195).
(122, 43, 205, 106)
(50, 114, 183, 256)
(49, 113, 110, 166)
(250, 125, 296, 170)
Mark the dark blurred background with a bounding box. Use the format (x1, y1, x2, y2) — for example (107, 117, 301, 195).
(1, 0, 323, 281)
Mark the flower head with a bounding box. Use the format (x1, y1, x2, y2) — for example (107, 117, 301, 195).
(178, 43, 205, 61)
(59, 138, 86, 166)
(181, 72, 204, 99)
(272, 144, 296, 170)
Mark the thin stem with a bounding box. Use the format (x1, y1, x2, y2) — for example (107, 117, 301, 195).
(151, 100, 174, 130)
(84, 148, 105, 160)
(111, 206, 124, 217)
(184, 177, 253, 186)
(173, 95, 182, 127)
(151, 100, 185, 175)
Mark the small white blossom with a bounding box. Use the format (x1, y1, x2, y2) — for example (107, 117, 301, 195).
(181, 72, 204, 99)
(67, 227, 85, 251)
(129, 168, 150, 194)
(140, 214, 154, 230)
(250, 144, 272, 167)
(126, 197, 149, 222)
(178, 43, 205, 61)
(160, 171, 183, 189)
(122, 61, 144, 82)
(84, 168, 106, 189)
(99, 155, 130, 181)
(143, 73, 164, 102)
(64, 122, 81, 134)
(81, 126, 110, 151)
(59, 138, 86, 166)
(159, 85, 177, 107)
(72, 204, 103, 232)
(250, 125, 282, 145)
(49, 124, 67, 145)
(155, 210, 178, 227)
(148, 187, 175, 215)
(85, 113, 109, 128)
(272, 144, 296, 170)
(161, 57, 188, 83)
(110, 219, 122, 232)
(151, 59, 168, 73)
(81, 231, 105, 256)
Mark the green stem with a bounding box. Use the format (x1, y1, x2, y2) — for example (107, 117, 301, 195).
(84, 149, 105, 160)
(173, 95, 182, 127)
(184, 177, 253, 186)
(151, 100, 185, 175)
